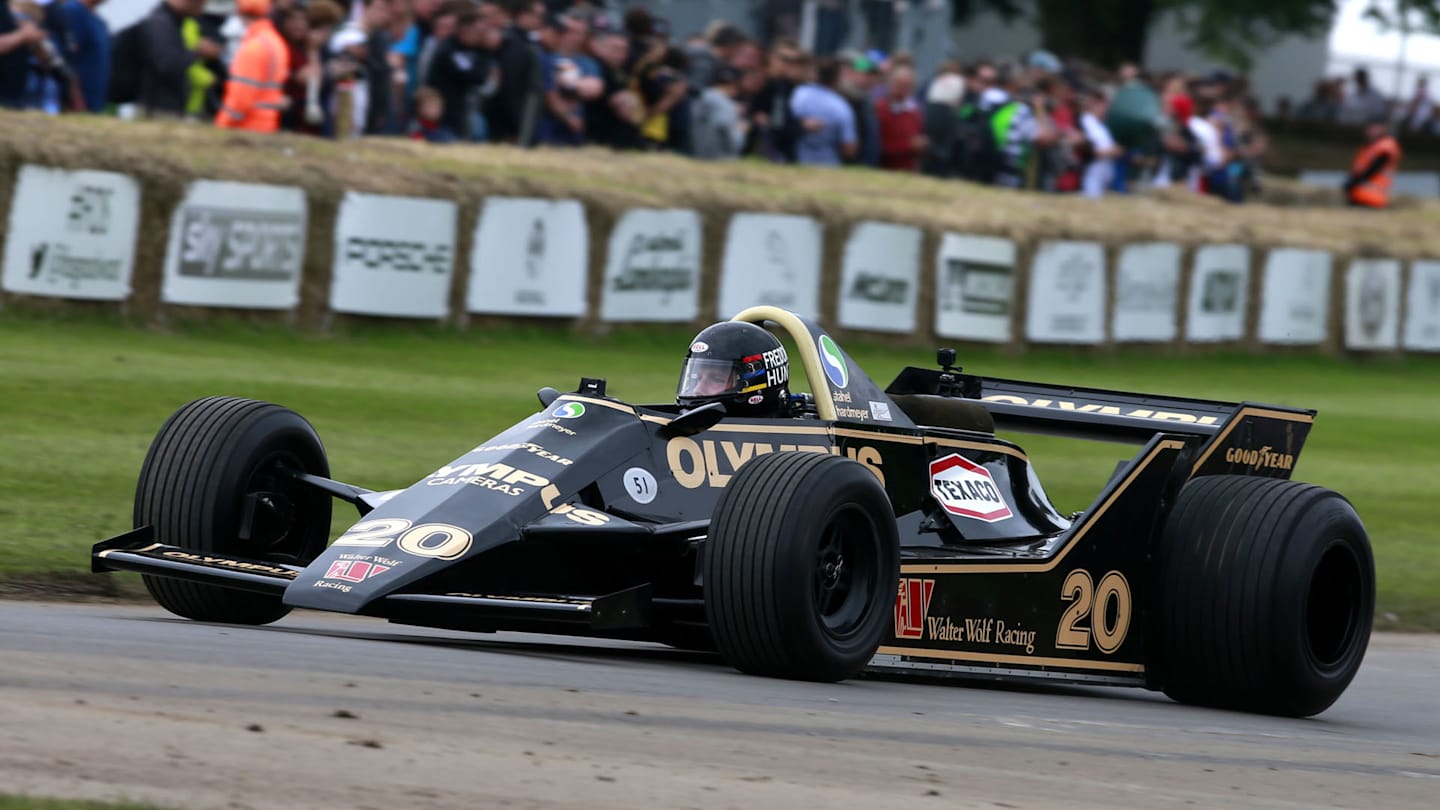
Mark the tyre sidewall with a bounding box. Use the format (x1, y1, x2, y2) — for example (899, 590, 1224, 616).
(769, 459, 899, 676)
(197, 410, 331, 562)
(1268, 496, 1375, 715)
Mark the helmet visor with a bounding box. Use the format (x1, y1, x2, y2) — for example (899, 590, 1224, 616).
(678, 358, 742, 399)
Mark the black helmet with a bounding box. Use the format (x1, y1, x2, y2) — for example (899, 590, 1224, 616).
(677, 322, 789, 418)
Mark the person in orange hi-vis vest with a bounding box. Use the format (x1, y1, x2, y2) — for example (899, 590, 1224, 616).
(1345, 114, 1402, 208)
(215, 0, 288, 131)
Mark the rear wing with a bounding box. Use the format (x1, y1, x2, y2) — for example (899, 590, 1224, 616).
(975, 376, 1239, 442)
(886, 367, 1316, 478)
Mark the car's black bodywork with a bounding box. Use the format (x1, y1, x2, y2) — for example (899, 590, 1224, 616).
(93, 306, 1367, 710)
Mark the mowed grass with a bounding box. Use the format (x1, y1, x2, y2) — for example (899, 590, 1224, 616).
(0, 796, 167, 810)
(2, 313, 1437, 629)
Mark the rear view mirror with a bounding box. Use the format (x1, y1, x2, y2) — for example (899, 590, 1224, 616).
(660, 402, 726, 438)
(537, 387, 561, 407)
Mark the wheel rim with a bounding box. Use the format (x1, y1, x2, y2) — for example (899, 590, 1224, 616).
(1305, 539, 1364, 672)
(239, 450, 318, 564)
(812, 503, 880, 639)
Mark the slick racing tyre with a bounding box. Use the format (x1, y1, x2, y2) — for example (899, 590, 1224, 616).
(1155, 475, 1374, 717)
(134, 397, 333, 625)
(705, 451, 899, 682)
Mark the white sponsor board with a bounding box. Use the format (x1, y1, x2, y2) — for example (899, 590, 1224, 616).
(467, 197, 588, 317)
(1344, 258, 1402, 351)
(162, 180, 307, 309)
(2, 165, 139, 301)
(1025, 241, 1106, 344)
(1258, 248, 1332, 345)
(1186, 244, 1250, 342)
(329, 192, 457, 318)
(935, 233, 1015, 343)
(717, 213, 822, 319)
(837, 221, 921, 333)
(600, 208, 701, 322)
(1112, 242, 1181, 343)
(1405, 260, 1440, 352)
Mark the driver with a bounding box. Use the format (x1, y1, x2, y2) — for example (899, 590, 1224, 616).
(677, 322, 790, 418)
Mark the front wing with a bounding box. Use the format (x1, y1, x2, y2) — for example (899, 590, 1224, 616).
(93, 527, 654, 634)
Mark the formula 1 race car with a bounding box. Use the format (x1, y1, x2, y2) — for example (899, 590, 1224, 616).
(92, 306, 1375, 717)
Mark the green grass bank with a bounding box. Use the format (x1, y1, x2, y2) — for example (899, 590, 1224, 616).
(1, 313, 1436, 629)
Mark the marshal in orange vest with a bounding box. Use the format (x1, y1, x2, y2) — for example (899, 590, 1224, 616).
(1347, 129, 1401, 209)
(215, 0, 289, 133)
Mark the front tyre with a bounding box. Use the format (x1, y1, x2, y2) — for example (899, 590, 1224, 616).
(704, 452, 899, 682)
(1156, 475, 1374, 717)
(134, 396, 333, 625)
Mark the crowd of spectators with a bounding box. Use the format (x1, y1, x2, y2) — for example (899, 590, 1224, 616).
(1286, 66, 1440, 134)
(0, 0, 1429, 202)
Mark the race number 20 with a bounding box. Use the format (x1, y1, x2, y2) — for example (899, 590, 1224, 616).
(1055, 569, 1131, 653)
(332, 518, 474, 561)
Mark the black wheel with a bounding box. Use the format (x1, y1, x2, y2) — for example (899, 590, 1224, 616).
(1156, 475, 1374, 717)
(134, 396, 333, 625)
(704, 451, 899, 682)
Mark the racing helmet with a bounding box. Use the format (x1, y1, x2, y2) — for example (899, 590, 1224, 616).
(677, 322, 789, 418)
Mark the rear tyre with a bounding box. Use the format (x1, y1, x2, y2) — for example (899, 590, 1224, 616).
(134, 396, 333, 625)
(1156, 475, 1374, 716)
(705, 452, 899, 682)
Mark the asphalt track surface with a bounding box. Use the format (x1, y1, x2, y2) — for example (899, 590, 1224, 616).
(2, 601, 1437, 809)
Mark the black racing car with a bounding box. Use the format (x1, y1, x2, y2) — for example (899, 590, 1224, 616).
(92, 306, 1375, 717)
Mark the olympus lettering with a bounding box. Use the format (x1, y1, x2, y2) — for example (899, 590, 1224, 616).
(159, 550, 296, 578)
(981, 394, 1221, 426)
(1223, 445, 1294, 471)
(550, 503, 611, 526)
(426, 462, 550, 495)
(666, 438, 884, 488)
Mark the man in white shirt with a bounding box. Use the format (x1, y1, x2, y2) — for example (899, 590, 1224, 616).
(1079, 88, 1121, 198)
(1153, 93, 1222, 193)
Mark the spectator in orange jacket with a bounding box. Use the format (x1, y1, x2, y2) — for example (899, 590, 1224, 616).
(215, 0, 288, 131)
(1345, 114, 1402, 208)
